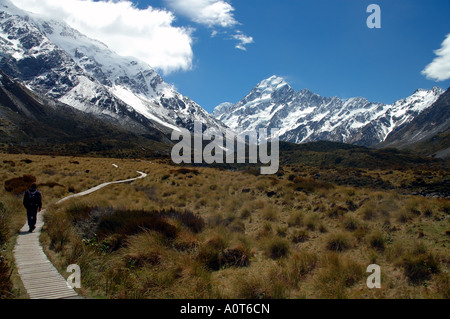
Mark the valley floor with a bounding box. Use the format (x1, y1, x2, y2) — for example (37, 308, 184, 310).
(0, 153, 449, 299)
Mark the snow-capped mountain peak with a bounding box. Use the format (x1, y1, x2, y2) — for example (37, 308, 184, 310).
(255, 75, 290, 92)
(0, 0, 225, 135)
(213, 76, 445, 146)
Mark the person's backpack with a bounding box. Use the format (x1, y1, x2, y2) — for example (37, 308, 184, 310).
(26, 190, 41, 208)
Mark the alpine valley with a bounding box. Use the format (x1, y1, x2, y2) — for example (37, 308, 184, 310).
(0, 0, 449, 159)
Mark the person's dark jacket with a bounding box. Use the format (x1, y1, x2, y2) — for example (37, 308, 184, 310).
(23, 190, 42, 211)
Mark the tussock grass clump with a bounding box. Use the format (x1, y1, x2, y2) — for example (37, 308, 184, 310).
(360, 206, 377, 221)
(0, 202, 13, 299)
(436, 273, 450, 298)
(0, 203, 8, 246)
(305, 214, 319, 231)
(314, 253, 365, 298)
(404, 197, 423, 216)
(395, 209, 412, 223)
(276, 226, 288, 237)
(342, 215, 360, 231)
(221, 245, 250, 268)
(442, 202, 450, 215)
(44, 210, 75, 252)
(162, 209, 205, 234)
(291, 177, 334, 194)
(353, 224, 370, 242)
(287, 211, 303, 227)
(4, 175, 36, 194)
(396, 244, 440, 285)
(262, 237, 290, 260)
(291, 229, 309, 243)
(326, 206, 347, 219)
(0, 255, 13, 299)
(287, 250, 318, 282)
(124, 232, 163, 268)
(262, 205, 279, 221)
(196, 232, 250, 270)
(345, 199, 358, 211)
(367, 231, 386, 251)
(231, 266, 289, 299)
(239, 206, 252, 219)
(325, 232, 353, 252)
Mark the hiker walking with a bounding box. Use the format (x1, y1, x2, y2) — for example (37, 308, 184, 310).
(23, 184, 42, 233)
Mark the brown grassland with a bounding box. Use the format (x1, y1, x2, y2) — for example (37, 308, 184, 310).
(0, 152, 449, 299)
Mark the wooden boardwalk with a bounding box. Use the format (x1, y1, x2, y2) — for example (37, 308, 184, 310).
(13, 171, 147, 299)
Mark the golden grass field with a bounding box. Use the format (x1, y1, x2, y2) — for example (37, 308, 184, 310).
(0, 152, 449, 299)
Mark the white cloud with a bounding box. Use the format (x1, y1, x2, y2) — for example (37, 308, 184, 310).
(233, 32, 254, 51)
(165, 0, 237, 28)
(422, 34, 450, 82)
(165, 0, 253, 51)
(10, 0, 194, 74)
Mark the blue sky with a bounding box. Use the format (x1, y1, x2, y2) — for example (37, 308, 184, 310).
(11, 0, 450, 112)
(148, 0, 450, 111)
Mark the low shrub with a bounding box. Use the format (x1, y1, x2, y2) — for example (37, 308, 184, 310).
(4, 175, 36, 194)
(97, 210, 178, 240)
